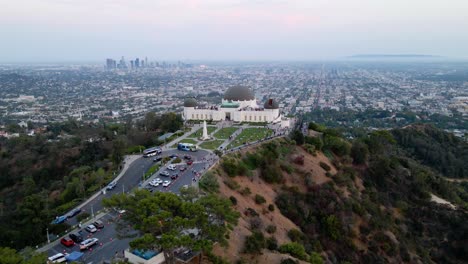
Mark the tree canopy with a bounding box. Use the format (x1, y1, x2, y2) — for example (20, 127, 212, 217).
(103, 190, 239, 264)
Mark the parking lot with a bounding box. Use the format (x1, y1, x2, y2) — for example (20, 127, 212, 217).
(45, 148, 214, 263)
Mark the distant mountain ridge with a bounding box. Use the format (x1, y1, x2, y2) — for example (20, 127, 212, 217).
(349, 54, 440, 58)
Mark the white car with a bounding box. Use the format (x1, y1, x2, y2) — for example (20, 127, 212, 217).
(167, 164, 176, 171)
(79, 238, 99, 250)
(85, 224, 97, 233)
(48, 253, 67, 263)
(155, 178, 163, 183)
(160, 171, 170, 177)
(149, 180, 159, 187)
(162, 180, 171, 187)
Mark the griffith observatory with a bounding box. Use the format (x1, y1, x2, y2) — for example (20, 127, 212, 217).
(183, 85, 290, 127)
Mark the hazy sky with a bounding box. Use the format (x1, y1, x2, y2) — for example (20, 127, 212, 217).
(1, 0, 468, 62)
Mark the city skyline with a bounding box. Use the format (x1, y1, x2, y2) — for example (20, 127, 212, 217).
(1, 0, 468, 62)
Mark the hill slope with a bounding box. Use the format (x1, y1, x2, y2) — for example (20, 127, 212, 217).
(206, 128, 467, 264)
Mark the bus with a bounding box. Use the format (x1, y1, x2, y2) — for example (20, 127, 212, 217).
(143, 147, 162, 157)
(177, 143, 197, 152)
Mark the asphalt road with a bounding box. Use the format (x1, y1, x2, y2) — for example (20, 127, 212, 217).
(46, 149, 212, 262)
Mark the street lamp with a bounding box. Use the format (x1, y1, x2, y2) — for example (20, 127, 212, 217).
(46, 228, 50, 243)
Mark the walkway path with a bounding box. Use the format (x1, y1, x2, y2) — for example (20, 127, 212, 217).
(162, 125, 201, 150)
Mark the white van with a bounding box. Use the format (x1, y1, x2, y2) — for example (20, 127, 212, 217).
(167, 164, 176, 171)
(48, 253, 67, 263)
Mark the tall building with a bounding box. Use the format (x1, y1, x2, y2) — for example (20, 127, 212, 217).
(106, 59, 116, 70)
(118, 56, 127, 69)
(135, 58, 140, 69)
(130, 60, 134, 69)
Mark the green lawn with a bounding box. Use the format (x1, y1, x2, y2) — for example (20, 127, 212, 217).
(199, 140, 226, 150)
(171, 138, 198, 148)
(187, 126, 217, 138)
(227, 127, 273, 149)
(213, 127, 239, 139)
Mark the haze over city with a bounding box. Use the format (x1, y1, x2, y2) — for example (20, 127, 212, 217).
(1, 0, 468, 62)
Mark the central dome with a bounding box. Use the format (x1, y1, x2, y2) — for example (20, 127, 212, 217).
(223, 86, 255, 101)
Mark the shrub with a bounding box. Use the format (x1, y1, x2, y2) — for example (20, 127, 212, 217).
(266, 225, 277, 234)
(244, 208, 259, 217)
(224, 179, 240, 190)
(125, 145, 144, 154)
(199, 171, 219, 193)
(280, 259, 298, 264)
(305, 136, 323, 150)
(250, 217, 263, 230)
(278, 242, 308, 261)
(280, 163, 294, 174)
(266, 236, 278, 250)
(319, 162, 331, 171)
(244, 232, 266, 253)
(239, 187, 251, 196)
(76, 212, 90, 222)
(309, 252, 324, 264)
(260, 163, 283, 183)
(268, 204, 275, 211)
(255, 194, 266, 204)
(222, 159, 238, 177)
(229, 196, 238, 206)
(287, 229, 305, 243)
(324, 215, 342, 240)
(173, 157, 182, 163)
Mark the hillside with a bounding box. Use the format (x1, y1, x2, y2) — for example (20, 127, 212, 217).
(205, 126, 468, 264)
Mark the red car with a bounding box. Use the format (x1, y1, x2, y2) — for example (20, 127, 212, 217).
(60, 237, 75, 247)
(187, 160, 193, 165)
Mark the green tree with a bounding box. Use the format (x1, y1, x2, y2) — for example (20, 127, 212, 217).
(278, 242, 308, 261)
(199, 171, 219, 193)
(351, 140, 369, 165)
(243, 232, 266, 253)
(161, 113, 183, 132)
(0, 247, 46, 264)
(291, 130, 305, 145)
(103, 191, 238, 264)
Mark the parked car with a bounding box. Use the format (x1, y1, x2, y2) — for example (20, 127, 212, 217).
(159, 171, 170, 177)
(153, 157, 162, 162)
(180, 166, 187, 172)
(67, 208, 81, 218)
(79, 238, 99, 251)
(149, 180, 160, 187)
(187, 160, 193, 165)
(169, 154, 178, 158)
(171, 174, 179, 180)
(60, 237, 75, 247)
(162, 180, 171, 187)
(106, 181, 117, 190)
(52, 215, 67, 224)
(93, 220, 104, 229)
(114, 208, 126, 214)
(48, 253, 67, 263)
(183, 155, 192, 160)
(167, 164, 176, 171)
(69, 233, 83, 243)
(85, 224, 97, 233)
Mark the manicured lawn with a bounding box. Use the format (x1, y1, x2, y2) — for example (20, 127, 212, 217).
(187, 126, 217, 138)
(199, 140, 225, 150)
(171, 138, 198, 148)
(227, 127, 273, 149)
(213, 127, 239, 139)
